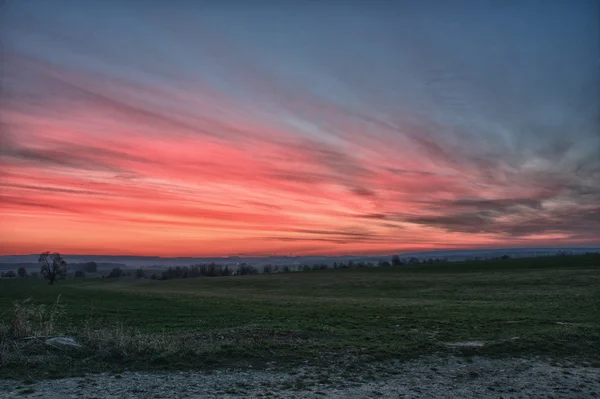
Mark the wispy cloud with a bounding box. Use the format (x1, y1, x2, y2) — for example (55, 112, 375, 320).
(0, 0, 598, 255)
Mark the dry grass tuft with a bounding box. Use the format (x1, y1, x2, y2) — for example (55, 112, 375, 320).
(80, 320, 179, 358)
(8, 296, 65, 339)
(0, 296, 66, 370)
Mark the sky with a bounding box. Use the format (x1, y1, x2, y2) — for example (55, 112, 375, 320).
(0, 0, 599, 256)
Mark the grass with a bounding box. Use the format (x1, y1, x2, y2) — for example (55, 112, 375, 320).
(0, 254, 599, 379)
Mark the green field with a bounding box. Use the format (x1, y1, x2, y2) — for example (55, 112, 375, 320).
(1, 255, 599, 379)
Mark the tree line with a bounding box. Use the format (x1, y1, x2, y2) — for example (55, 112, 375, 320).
(0, 252, 453, 284)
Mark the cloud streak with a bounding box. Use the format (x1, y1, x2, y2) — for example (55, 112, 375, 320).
(0, 0, 598, 255)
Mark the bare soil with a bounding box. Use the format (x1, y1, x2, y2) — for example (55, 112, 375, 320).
(2, 356, 599, 398)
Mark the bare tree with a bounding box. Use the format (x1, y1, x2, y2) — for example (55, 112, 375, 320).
(39, 252, 68, 285)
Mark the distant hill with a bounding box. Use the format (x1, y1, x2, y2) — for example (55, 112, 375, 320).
(0, 247, 598, 268)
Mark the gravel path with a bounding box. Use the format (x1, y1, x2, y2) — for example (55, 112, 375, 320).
(2, 356, 599, 398)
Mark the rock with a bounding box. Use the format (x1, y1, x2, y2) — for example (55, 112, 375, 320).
(445, 341, 485, 348)
(45, 336, 83, 350)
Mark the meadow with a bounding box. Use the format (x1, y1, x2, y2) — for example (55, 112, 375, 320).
(1, 254, 599, 379)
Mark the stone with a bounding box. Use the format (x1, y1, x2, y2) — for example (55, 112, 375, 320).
(45, 336, 83, 350)
(445, 341, 485, 348)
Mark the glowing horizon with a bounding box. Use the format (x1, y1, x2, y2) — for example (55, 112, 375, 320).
(1, 1, 599, 256)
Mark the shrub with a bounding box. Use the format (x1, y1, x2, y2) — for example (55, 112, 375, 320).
(74, 270, 86, 278)
(2, 271, 16, 278)
(135, 268, 145, 279)
(17, 267, 28, 278)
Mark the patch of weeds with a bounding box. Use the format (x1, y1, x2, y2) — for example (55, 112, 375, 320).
(8, 296, 65, 339)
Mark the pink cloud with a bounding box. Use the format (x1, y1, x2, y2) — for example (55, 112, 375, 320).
(1, 44, 598, 256)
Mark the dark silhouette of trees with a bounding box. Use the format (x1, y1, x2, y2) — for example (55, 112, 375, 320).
(237, 264, 259, 276)
(73, 261, 98, 273)
(108, 267, 124, 278)
(1, 271, 16, 278)
(155, 264, 235, 280)
(135, 268, 145, 279)
(391, 255, 402, 266)
(39, 252, 68, 285)
(17, 266, 28, 278)
(83, 262, 98, 273)
(74, 270, 85, 278)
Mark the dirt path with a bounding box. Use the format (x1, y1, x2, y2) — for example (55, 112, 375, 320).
(2, 356, 599, 398)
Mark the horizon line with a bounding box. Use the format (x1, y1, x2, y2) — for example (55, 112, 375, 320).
(2, 245, 599, 259)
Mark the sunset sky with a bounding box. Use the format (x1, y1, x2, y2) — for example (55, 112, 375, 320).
(1, 0, 599, 256)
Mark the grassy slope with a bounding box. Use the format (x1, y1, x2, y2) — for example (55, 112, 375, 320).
(1, 254, 599, 378)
